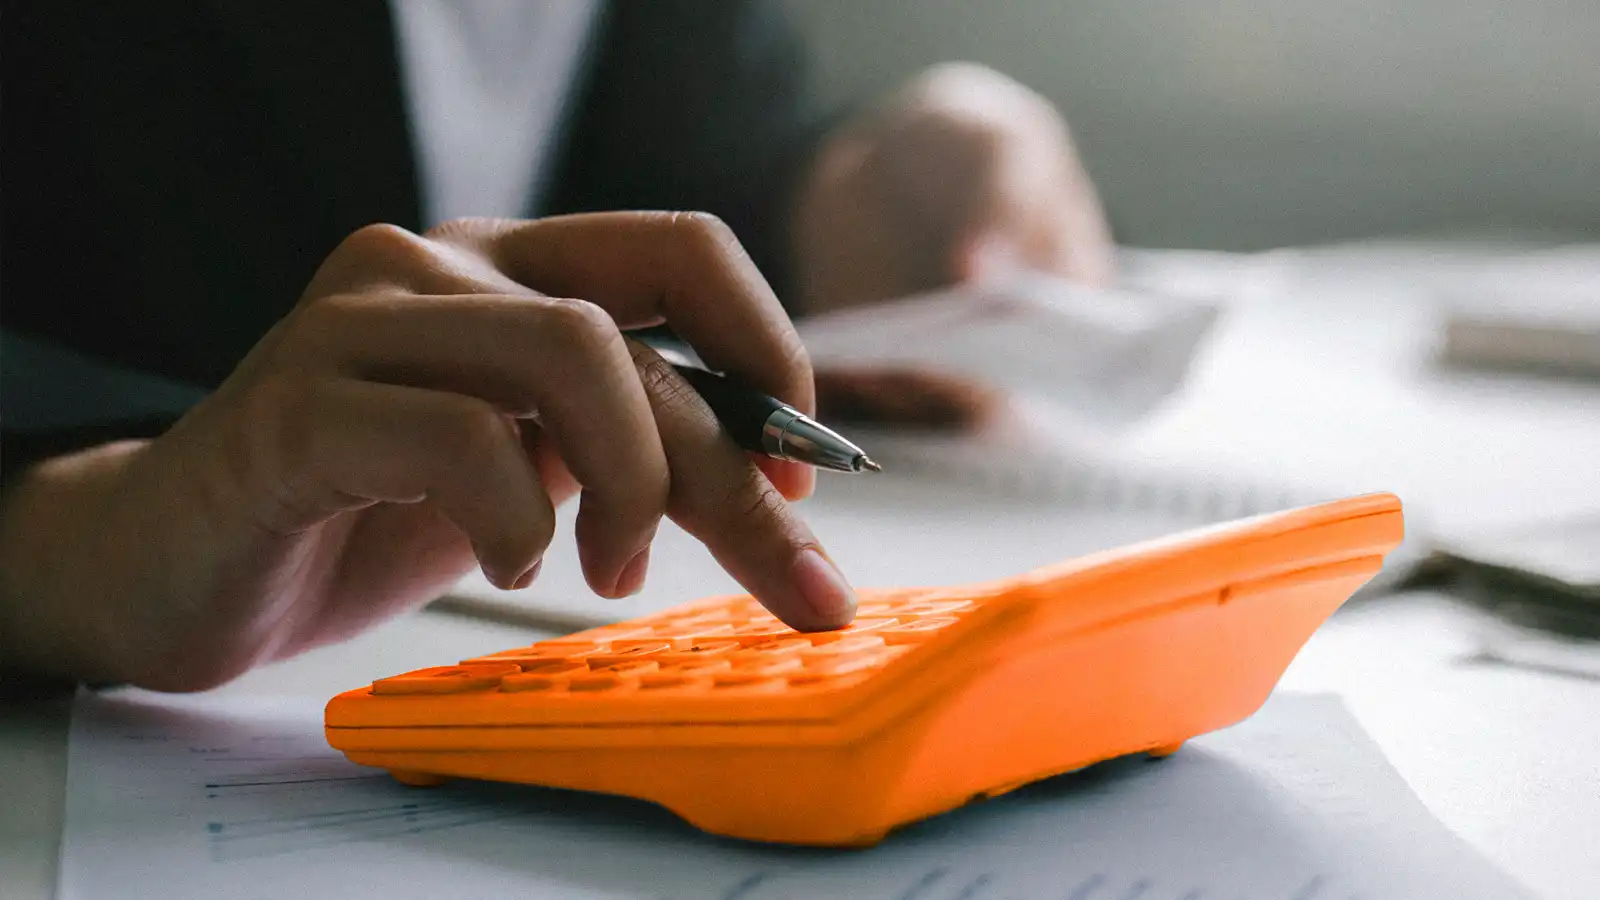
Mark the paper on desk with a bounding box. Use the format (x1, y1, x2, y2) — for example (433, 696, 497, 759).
(1433, 245, 1600, 377)
(57, 691, 1531, 900)
(796, 271, 1221, 428)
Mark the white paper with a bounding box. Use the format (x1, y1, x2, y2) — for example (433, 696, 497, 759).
(57, 691, 1531, 900)
(796, 271, 1221, 429)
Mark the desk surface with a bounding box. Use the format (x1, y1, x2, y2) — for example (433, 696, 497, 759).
(5, 242, 1597, 897)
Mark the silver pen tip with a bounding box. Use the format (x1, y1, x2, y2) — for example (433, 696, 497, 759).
(859, 456, 883, 473)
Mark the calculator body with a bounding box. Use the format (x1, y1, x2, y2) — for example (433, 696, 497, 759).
(326, 493, 1403, 846)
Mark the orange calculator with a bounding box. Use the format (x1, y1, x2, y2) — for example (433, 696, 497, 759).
(326, 493, 1403, 846)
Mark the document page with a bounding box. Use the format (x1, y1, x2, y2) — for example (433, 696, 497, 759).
(56, 691, 1530, 899)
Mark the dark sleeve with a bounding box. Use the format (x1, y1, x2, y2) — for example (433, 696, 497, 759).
(2, 0, 414, 479)
(1, 330, 202, 486)
(541, 0, 836, 312)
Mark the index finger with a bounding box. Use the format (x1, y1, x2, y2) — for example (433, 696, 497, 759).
(459, 211, 816, 498)
(461, 213, 810, 402)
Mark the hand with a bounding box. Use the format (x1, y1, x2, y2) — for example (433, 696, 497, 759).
(794, 62, 1115, 317)
(0, 213, 857, 691)
(813, 368, 1005, 433)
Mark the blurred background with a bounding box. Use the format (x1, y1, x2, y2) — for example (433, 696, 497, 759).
(475, 1, 1599, 645)
(785, 0, 1600, 248)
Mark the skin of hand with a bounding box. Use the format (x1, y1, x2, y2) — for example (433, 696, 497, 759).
(797, 63, 1116, 432)
(812, 368, 1005, 433)
(0, 213, 857, 692)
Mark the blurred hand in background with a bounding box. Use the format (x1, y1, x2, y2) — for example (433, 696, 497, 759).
(795, 62, 1116, 317)
(797, 63, 1114, 430)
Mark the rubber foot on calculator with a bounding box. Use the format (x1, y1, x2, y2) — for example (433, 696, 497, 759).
(388, 768, 450, 787)
(1146, 741, 1185, 758)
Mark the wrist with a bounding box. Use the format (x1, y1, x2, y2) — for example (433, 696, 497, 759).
(0, 440, 150, 682)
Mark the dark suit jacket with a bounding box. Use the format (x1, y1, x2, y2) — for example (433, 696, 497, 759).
(1, 0, 823, 469)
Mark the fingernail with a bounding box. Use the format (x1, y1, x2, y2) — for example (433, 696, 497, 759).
(509, 559, 542, 591)
(792, 547, 856, 625)
(614, 547, 650, 597)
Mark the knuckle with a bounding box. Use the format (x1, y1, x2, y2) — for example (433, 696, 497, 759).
(630, 345, 702, 414)
(339, 222, 428, 264)
(310, 223, 437, 297)
(440, 399, 513, 465)
(423, 216, 487, 242)
(694, 467, 786, 526)
(227, 373, 320, 491)
(669, 210, 741, 256)
(672, 209, 731, 238)
(423, 217, 520, 265)
(732, 480, 788, 527)
(249, 372, 318, 435)
(536, 297, 619, 355)
(279, 290, 357, 354)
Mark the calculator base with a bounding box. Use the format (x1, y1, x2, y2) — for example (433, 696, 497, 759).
(337, 560, 1376, 846)
(327, 495, 1404, 847)
(387, 769, 450, 788)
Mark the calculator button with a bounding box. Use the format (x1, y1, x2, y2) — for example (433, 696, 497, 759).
(657, 640, 742, 663)
(465, 652, 591, 670)
(589, 660, 661, 677)
(728, 623, 801, 646)
(654, 613, 730, 630)
(568, 670, 644, 693)
(466, 645, 597, 665)
(637, 672, 710, 691)
(499, 672, 572, 693)
(788, 654, 886, 683)
(878, 617, 959, 644)
(649, 625, 737, 649)
(710, 672, 791, 690)
(723, 656, 803, 678)
(608, 639, 675, 651)
(657, 657, 733, 675)
(493, 658, 588, 675)
(574, 625, 654, 643)
(804, 618, 899, 643)
(586, 643, 672, 666)
(800, 649, 890, 671)
(372, 663, 518, 695)
(529, 639, 610, 655)
(732, 638, 812, 658)
(798, 636, 887, 659)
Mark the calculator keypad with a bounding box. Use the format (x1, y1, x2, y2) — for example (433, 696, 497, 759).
(371, 593, 974, 701)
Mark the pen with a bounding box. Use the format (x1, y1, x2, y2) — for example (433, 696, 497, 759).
(671, 364, 882, 474)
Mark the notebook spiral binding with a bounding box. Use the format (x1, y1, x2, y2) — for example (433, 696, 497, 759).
(878, 443, 1422, 594)
(874, 440, 1320, 524)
